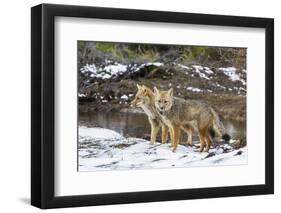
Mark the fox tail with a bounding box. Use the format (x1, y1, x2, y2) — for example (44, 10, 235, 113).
(210, 108, 231, 143)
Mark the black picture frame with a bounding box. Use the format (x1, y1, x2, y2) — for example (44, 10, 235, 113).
(31, 3, 274, 209)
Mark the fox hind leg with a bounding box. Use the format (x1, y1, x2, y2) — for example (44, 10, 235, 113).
(181, 124, 193, 146)
(198, 128, 207, 152)
(204, 131, 213, 152)
(187, 128, 193, 146)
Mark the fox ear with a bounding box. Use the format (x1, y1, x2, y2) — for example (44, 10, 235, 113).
(153, 86, 159, 94)
(142, 85, 149, 90)
(142, 85, 147, 92)
(168, 88, 173, 97)
(137, 84, 142, 90)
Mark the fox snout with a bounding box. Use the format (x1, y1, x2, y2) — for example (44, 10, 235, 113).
(130, 99, 137, 107)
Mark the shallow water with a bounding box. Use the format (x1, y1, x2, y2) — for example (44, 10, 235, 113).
(79, 111, 246, 141)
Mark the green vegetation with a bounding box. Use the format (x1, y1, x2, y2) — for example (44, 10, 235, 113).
(78, 41, 246, 69)
(95, 42, 115, 53)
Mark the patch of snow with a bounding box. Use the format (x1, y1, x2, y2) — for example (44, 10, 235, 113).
(120, 95, 129, 100)
(178, 64, 190, 70)
(102, 73, 111, 79)
(186, 87, 202, 92)
(78, 127, 247, 172)
(81, 62, 164, 80)
(240, 79, 246, 86)
(192, 65, 211, 80)
(78, 93, 86, 97)
(215, 82, 227, 90)
(203, 67, 214, 74)
(193, 65, 203, 70)
(79, 127, 123, 140)
(81, 64, 98, 73)
(146, 62, 163, 67)
(104, 64, 128, 75)
(219, 67, 246, 85)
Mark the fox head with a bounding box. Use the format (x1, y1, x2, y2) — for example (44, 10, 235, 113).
(153, 87, 173, 112)
(131, 84, 153, 108)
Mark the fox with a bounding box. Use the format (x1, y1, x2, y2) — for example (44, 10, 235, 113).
(153, 87, 230, 152)
(131, 84, 195, 146)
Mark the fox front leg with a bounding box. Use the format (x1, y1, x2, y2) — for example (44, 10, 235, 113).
(150, 124, 160, 145)
(148, 118, 160, 144)
(161, 124, 169, 144)
(172, 126, 181, 152)
(168, 127, 175, 148)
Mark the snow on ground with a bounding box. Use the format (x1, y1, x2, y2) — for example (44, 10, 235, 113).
(78, 127, 247, 172)
(218, 67, 246, 85)
(78, 93, 86, 97)
(80, 63, 128, 80)
(192, 65, 211, 80)
(120, 95, 129, 100)
(186, 87, 202, 92)
(79, 127, 123, 139)
(80, 62, 164, 80)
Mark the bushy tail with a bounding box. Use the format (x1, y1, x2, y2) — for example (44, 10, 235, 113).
(210, 108, 231, 143)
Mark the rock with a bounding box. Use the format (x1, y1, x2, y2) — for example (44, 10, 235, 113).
(204, 152, 216, 159)
(234, 150, 243, 156)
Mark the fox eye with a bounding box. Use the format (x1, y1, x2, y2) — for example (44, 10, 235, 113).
(164, 100, 168, 104)
(158, 100, 161, 103)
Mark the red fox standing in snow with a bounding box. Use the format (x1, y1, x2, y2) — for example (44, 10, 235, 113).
(153, 87, 230, 152)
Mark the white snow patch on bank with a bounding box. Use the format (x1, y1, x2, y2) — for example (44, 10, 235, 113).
(80, 62, 164, 80)
(219, 67, 246, 85)
(79, 127, 124, 140)
(146, 62, 163, 67)
(78, 93, 86, 97)
(192, 65, 211, 80)
(80, 63, 128, 80)
(178, 64, 190, 70)
(186, 87, 202, 92)
(204, 67, 214, 74)
(78, 127, 247, 172)
(120, 95, 129, 100)
(104, 64, 128, 75)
